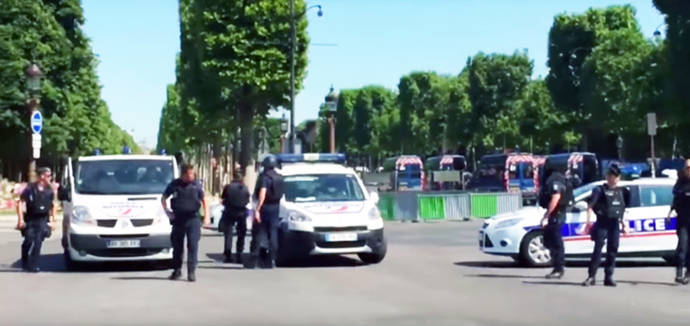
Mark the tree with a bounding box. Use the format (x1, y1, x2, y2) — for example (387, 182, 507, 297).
(467, 51, 533, 151)
(517, 80, 566, 153)
(397, 72, 451, 155)
(180, 0, 310, 172)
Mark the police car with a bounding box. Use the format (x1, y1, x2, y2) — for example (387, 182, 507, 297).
(479, 177, 677, 266)
(273, 153, 387, 265)
(58, 154, 176, 269)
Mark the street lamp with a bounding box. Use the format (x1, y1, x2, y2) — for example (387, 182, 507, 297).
(280, 113, 288, 153)
(324, 86, 338, 153)
(616, 135, 624, 161)
(25, 63, 43, 182)
(289, 1, 323, 153)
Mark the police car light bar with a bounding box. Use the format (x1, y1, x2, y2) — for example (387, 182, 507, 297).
(276, 153, 346, 164)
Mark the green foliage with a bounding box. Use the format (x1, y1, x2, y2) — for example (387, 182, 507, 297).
(467, 51, 533, 149)
(0, 0, 137, 180)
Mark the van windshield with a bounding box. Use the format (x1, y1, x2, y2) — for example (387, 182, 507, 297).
(284, 174, 365, 202)
(75, 160, 174, 195)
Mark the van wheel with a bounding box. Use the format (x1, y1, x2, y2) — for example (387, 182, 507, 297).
(359, 240, 387, 264)
(663, 255, 677, 266)
(63, 250, 83, 271)
(519, 231, 552, 267)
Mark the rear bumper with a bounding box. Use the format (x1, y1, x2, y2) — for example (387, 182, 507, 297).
(67, 232, 172, 262)
(281, 228, 386, 257)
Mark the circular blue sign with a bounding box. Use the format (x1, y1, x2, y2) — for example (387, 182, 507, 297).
(31, 111, 42, 134)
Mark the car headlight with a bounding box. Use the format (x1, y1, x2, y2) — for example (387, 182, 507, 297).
(368, 207, 382, 220)
(72, 206, 95, 225)
(494, 218, 521, 229)
(288, 212, 311, 222)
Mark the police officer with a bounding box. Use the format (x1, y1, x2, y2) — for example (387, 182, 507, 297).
(667, 159, 690, 285)
(582, 164, 630, 287)
(161, 164, 210, 282)
(540, 170, 568, 279)
(250, 155, 284, 269)
(220, 171, 250, 264)
(15, 167, 57, 273)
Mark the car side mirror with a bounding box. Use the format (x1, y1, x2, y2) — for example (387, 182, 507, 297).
(369, 191, 380, 204)
(58, 185, 71, 202)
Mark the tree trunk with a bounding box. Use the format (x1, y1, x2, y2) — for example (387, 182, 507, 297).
(238, 100, 255, 175)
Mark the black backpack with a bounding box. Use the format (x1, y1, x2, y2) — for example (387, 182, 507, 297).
(538, 173, 574, 209)
(264, 170, 284, 204)
(223, 182, 249, 209)
(26, 184, 53, 217)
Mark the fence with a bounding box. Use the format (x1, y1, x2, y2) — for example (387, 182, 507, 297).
(378, 191, 522, 221)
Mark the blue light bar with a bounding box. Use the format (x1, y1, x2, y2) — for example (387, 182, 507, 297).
(276, 153, 346, 164)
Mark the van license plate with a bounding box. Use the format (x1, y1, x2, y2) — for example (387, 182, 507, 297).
(325, 233, 357, 242)
(106, 240, 141, 248)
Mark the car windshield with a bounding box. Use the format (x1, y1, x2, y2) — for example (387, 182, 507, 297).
(573, 182, 601, 200)
(284, 174, 366, 203)
(75, 160, 174, 195)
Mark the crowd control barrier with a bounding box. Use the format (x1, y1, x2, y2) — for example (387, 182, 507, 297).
(377, 191, 522, 221)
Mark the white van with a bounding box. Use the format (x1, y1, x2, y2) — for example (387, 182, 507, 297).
(58, 154, 177, 269)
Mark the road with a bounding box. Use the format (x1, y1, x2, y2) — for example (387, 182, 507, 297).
(0, 218, 688, 326)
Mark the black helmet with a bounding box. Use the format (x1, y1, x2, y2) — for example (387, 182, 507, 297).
(262, 155, 278, 170)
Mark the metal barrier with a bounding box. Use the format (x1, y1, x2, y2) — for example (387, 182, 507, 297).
(377, 191, 522, 221)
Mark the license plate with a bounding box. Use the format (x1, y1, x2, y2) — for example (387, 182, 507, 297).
(325, 233, 357, 242)
(106, 239, 141, 248)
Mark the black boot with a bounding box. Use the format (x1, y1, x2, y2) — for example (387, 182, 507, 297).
(235, 253, 243, 264)
(545, 270, 564, 279)
(245, 255, 258, 269)
(683, 268, 690, 285)
(582, 277, 595, 287)
(169, 269, 182, 280)
(187, 270, 196, 282)
(604, 276, 617, 287)
(675, 267, 684, 284)
(223, 253, 233, 263)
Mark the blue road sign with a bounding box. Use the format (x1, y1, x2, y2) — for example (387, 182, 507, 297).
(31, 111, 42, 134)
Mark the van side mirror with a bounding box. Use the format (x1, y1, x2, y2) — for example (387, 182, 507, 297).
(369, 191, 380, 204)
(58, 185, 71, 202)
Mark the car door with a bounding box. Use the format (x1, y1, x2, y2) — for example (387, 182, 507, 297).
(619, 184, 675, 254)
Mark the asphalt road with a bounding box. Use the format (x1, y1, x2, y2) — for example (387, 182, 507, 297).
(0, 219, 689, 326)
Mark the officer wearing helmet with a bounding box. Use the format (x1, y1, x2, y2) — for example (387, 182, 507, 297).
(249, 155, 284, 268)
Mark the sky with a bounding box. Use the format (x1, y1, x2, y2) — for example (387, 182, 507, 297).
(81, 0, 666, 149)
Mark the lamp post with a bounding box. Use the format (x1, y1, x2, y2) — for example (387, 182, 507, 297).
(324, 86, 338, 153)
(280, 114, 288, 153)
(289, 1, 323, 153)
(616, 134, 624, 161)
(25, 63, 43, 182)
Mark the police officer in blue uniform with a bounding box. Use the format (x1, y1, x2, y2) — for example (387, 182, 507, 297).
(161, 164, 210, 282)
(540, 170, 568, 279)
(220, 171, 250, 264)
(667, 159, 690, 285)
(16, 167, 57, 273)
(250, 155, 284, 269)
(583, 164, 630, 287)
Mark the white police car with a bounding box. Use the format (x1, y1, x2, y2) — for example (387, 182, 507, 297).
(479, 177, 677, 266)
(274, 154, 387, 265)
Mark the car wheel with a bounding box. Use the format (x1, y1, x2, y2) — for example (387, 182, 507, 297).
(359, 240, 387, 264)
(519, 231, 552, 267)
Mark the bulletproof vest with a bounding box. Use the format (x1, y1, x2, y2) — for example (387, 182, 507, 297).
(539, 173, 572, 209)
(171, 180, 201, 215)
(223, 182, 249, 209)
(26, 184, 53, 218)
(264, 170, 284, 205)
(595, 186, 625, 220)
(674, 181, 690, 215)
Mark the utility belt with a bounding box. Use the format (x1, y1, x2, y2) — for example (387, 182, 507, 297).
(24, 214, 49, 222)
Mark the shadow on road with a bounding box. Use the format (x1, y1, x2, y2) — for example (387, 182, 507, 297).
(5, 254, 172, 273)
(522, 280, 583, 286)
(454, 261, 520, 268)
(618, 280, 679, 287)
(281, 255, 365, 269)
(111, 276, 171, 281)
(465, 273, 545, 280)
